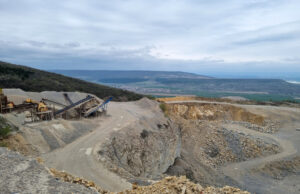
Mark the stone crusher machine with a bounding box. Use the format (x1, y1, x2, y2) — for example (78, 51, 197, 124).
(24, 98, 53, 121)
(84, 96, 113, 117)
(53, 95, 112, 119)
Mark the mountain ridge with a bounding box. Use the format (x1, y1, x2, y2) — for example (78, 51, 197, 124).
(0, 61, 144, 101)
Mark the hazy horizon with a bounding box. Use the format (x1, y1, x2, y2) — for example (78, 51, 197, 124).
(50, 68, 300, 82)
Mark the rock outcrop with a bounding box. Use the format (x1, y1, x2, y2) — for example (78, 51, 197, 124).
(167, 103, 265, 125)
(98, 98, 181, 182)
(99, 118, 181, 181)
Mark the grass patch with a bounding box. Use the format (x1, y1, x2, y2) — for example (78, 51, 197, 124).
(0, 126, 11, 138)
(160, 103, 167, 113)
(0, 117, 11, 138)
(0, 142, 8, 147)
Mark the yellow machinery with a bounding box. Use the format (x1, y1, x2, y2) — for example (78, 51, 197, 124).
(25, 98, 48, 112)
(7, 102, 14, 109)
(38, 102, 48, 112)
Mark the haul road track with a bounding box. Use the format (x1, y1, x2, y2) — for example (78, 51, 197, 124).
(42, 101, 151, 192)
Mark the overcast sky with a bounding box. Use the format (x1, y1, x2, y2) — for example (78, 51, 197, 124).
(0, 0, 300, 78)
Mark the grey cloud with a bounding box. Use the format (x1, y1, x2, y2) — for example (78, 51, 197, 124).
(0, 0, 300, 77)
(233, 33, 299, 45)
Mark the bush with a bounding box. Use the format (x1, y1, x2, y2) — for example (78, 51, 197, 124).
(146, 95, 155, 100)
(0, 117, 11, 138)
(0, 126, 11, 138)
(0, 142, 8, 147)
(159, 103, 167, 113)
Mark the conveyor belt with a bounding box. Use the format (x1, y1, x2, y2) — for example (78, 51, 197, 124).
(84, 97, 113, 117)
(54, 95, 94, 116)
(63, 93, 73, 105)
(42, 98, 66, 107)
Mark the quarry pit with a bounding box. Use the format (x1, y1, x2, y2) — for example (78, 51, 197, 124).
(1, 90, 300, 194)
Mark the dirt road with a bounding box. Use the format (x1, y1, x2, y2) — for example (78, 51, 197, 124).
(42, 101, 149, 192)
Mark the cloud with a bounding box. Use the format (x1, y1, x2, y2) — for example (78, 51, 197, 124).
(0, 0, 299, 77)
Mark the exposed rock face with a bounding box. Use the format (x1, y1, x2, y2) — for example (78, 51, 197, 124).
(0, 147, 98, 194)
(164, 103, 281, 187)
(99, 102, 181, 181)
(168, 103, 265, 125)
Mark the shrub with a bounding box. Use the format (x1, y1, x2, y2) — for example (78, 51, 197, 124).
(0, 126, 11, 138)
(159, 103, 167, 113)
(0, 142, 8, 147)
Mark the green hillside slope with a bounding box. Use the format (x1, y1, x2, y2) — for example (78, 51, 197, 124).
(0, 61, 144, 101)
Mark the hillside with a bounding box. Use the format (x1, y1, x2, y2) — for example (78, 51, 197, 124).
(53, 70, 300, 102)
(53, 70, 212, 84)
(0, 61, 144, 101)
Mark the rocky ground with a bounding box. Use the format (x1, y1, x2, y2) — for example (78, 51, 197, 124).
(166, 102, 265, 125)
(0, 147, 249, 194)
(96, 100, 282, 190)
(226, 120, 280, 134)
(0, 147, 98, 194)
(1, 114, 102, 156)
(120, 176, 250, 194)
(253, 156, 300, 180)
(98, 118, 181, 184)
(1, 91, 300, 194)
(164, 118, 281, 187)
(95, 98, 181, 185)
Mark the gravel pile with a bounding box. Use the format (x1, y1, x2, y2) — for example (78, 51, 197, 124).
(119, 176, 250, 194)
(226, 120, 280, 134)
(221, 127, 281, 162)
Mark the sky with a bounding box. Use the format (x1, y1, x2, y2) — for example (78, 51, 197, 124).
(0, 0, 300, 79)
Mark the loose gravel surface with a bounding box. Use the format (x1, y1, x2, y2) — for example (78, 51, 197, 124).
(0, 147, 98, 194)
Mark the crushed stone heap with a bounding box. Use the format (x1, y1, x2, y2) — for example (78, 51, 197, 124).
(119, 176, 250, 194)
